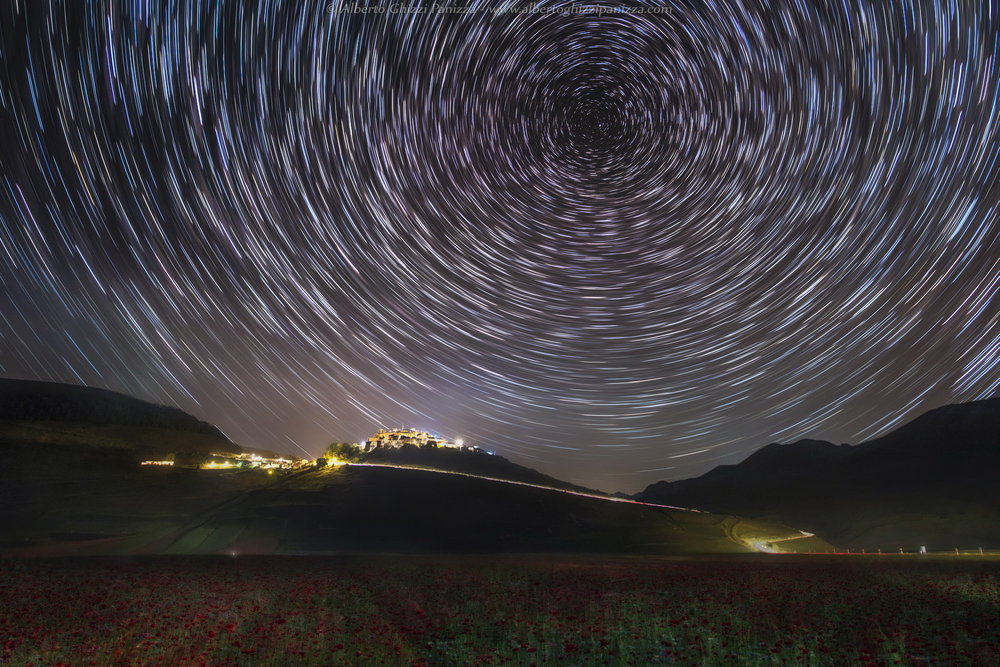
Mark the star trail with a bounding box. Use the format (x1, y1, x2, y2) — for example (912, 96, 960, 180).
(1, 1, 998, 491)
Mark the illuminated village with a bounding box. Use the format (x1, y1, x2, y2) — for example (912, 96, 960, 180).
(141, 450, 306, 470)
(140, 428, 485, 470)
(200, 451, 305, 470)
(363, 428, 479, 453)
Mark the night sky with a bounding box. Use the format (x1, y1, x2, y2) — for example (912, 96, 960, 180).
(1, 1, 998, 492)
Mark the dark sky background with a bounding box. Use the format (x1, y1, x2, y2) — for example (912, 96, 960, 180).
(1, 1, 998, 492)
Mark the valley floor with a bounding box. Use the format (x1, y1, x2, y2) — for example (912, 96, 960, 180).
(1, 554, 997, 665)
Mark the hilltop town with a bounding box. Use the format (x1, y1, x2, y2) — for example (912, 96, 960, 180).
(363, 428, 483, 453)
(139, 428, 488, 471)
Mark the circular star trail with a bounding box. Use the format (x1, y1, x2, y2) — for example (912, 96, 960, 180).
(1, 1, 998, 491)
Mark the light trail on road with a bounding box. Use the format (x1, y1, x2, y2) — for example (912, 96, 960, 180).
(344, 463, 843, 554)
(348, 461, 704, 512)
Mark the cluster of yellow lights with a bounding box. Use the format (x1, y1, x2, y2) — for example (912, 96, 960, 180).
(205, 451, 301, 470)
(201, 461, 236, 469)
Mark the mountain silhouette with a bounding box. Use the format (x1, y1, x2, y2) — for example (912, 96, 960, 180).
(635, 398, 1000, 550)
(0, 378, 238, 462)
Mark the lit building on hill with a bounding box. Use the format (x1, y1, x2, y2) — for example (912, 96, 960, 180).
(364, 428, 475, 452)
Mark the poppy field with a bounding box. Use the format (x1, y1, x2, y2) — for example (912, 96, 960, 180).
(1, 554, 997, 666)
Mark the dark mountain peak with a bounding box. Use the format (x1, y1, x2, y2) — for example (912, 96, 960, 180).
(636, 478, 673, 496)
(0, 379, 237, 463)
(743, 439, 847, 464)
(857, 396, 1000, 457)
(635, 397, 1000, 548)
(632, 439, 849, 505)
(790, 438, 848, 449)
(894, 396, 1000, 432)
(893, 396, 1000, 436)
(921, 395, 1000, 417)
(0, 378, 227, 439)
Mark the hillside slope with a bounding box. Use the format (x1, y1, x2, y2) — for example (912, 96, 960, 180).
(0, 378, 238, 460)
(0, 445, 828, 557)
(0, 378, 830, 556)
(359, 444, 599, 494)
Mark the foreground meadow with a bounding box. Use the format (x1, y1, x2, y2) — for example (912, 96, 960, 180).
(1, 554, 997, 666)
